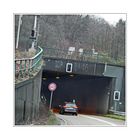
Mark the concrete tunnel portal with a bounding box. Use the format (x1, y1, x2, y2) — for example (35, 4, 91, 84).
(41, 70, 114, 115)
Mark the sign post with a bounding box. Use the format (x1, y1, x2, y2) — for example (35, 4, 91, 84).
(49, 91, 54, 110)
(48, 83, 57, 109)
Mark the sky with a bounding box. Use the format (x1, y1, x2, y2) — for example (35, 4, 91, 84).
(93, 14, 126, 25)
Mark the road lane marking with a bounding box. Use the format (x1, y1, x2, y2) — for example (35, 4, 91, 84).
(80, 115, 117, 126)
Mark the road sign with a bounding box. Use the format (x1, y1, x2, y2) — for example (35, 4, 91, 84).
(48, 82, 57, 91)
(114, 91, 120, 101)
(48, 82, 57, 109)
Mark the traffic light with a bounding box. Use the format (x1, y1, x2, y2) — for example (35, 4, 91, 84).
(31, 29, 35, 37)
(66, 63, 73, 73)
(114, 91, 120, 101)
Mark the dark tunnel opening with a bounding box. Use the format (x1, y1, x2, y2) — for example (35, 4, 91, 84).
(41, 70, 113, 115)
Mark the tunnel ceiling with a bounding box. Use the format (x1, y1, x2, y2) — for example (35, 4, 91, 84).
(42, 70, 110, 79)
(42, 70, 70, 78)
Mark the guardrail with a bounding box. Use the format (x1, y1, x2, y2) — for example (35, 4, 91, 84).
(109, 109, 125, 116)
(43, 47, 124, 66)
(15, 46, 43, 81)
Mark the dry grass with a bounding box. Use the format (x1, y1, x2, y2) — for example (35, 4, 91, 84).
(15, 48, 36, 59)
(32, 102, 61, 125)
(104, 114, 125, 120)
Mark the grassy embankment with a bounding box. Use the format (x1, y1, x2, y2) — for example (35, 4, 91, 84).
(33, 103, 61, 125)
(104, 114, 125, 121)
(46, 110, 61, 125)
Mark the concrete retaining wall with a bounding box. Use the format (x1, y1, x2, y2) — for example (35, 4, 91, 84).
(43, 57, 105, 76)
(103, 65, 125, 112)
(15, 70, 42, 125)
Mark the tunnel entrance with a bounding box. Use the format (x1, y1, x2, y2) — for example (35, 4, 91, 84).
(41, 70, 113, 115)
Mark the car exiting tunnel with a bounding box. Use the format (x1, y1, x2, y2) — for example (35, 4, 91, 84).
(41, 70, 114, 114)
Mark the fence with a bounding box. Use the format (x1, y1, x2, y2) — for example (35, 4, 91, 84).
(109, 109, 126, 116)
(43, 47, 124, 66)
(15, 46, 43, 82)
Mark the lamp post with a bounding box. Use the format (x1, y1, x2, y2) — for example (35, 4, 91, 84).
(16, 15, 22, 49)
(31, 15, 37, 49)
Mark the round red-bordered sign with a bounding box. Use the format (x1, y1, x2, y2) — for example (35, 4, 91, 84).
(48, 83, 57, 91)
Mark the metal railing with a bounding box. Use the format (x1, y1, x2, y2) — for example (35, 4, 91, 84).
(43, 47, 124, 66)
(109, 109, 126, 116)
(15, 46, 43, 81)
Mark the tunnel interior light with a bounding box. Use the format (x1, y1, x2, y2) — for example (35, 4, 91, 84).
(43, 78, 47, 80)
(56, 76, 60, 79)
(107, 92, 110, 95)
(70, 74, 74, 77)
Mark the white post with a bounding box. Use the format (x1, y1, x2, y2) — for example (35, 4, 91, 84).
(114, 101, 117, 112)
(33, 15, 37, 30)
(49, 91, 53, 109)
(31, 15, 37, 49)
(16, 15, 22, 49)
(103, 62, 107, 74)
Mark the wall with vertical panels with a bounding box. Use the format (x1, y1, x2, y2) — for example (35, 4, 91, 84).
(15, 70, 42, 125)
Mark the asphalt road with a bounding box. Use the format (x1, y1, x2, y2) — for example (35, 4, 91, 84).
(55, 113, 126, 126)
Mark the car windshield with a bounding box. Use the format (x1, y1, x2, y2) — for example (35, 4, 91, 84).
(65, 103, 76, 107)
